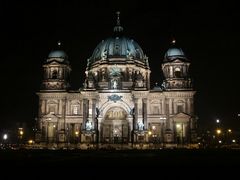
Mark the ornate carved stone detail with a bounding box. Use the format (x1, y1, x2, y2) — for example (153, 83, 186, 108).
(108, 94, 123, 103)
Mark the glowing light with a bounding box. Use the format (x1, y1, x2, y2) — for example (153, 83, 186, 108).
(20, 130, 24, 135)
(176, 124, 181, 128)
(3, 134, 8, 140)
(89, 108, 92, 115)
(148, 131, 152, 135)
(53, 125, 56, 128)
(218, 140, 222, 144)
(152, 126, 156, 130)
(216, 129, 221, 134)
(172, 39, 176, 44)
(28, 140, 34, 144)
(75, 131, 79, 136)
(216, 119, 220, 123)
(228, 129, 232, 133)
(232, 139, 236, 143)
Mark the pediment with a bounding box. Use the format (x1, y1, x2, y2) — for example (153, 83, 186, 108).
(173, 112, 191, 119)
(41, 113, 59, 121)
(48, 100, 58, 104)
(48, 61, 61, 65)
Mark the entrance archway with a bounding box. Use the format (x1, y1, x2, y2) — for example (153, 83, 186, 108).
(101, 107, 129, 144)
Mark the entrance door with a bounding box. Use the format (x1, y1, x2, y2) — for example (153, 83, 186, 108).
(101, 107, 129, 144)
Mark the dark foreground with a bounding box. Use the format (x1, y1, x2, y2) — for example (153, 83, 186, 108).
(1, 149, 240, 168)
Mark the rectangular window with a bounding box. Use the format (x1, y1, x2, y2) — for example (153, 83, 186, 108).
(166, 104, 169, 114)
(153, 106, 159, 114)
(177, 105, 183, 113)
(49, 105, 55, 114)
(73, 106, 79, 115)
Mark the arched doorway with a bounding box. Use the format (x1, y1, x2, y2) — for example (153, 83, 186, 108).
(101, 107, 129, 144)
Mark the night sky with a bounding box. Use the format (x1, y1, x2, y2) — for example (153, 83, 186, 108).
(1, 0, 240, 131)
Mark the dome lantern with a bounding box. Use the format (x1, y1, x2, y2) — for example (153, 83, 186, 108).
(113, 11, 123, 33)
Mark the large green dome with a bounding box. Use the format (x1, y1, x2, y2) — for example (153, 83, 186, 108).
(89, 36, 145, 63)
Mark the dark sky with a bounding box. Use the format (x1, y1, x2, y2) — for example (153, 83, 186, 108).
(1, 0, 240, 131)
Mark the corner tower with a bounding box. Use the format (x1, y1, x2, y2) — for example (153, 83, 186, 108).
(162, 40, 192, 90)
(161, 40, 197, 144)
(41, 42, 71, 91)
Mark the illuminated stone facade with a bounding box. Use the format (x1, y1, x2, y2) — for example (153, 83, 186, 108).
(36, 13, 197, 148)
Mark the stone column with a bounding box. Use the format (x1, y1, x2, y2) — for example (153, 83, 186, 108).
(47, 67, 49, 79)
(39, 99, 43, 115)
(170, 66, 173, 78)
(190, 98, 194, 115)
(82, 99, 88, 129)
(62, 97, 67, 134)
(186, 98, 190, 114)
(59, 99, 62, 115)
(57, 100, 60, 115)
(143, 98, 147, 129)
(92, 99, 96, 129)
(44, 99, 47, 114)
(67, 100, 71, 115)
(134, 98, 138, 130)
(166, 99, 170, 129)
(169, 98, 172, 115)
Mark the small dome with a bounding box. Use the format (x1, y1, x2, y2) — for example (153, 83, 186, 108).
(165, 48, 185, 57)
(46, 50, 69, 64)
(164, 39, 188, 62)
(164, 47, 187, 62)
(48, 50, 68, 59)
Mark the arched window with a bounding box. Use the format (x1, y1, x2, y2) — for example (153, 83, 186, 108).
(174, 67, 181, 78)
(52, 70, 58, 79)
(176, 100, 185, 114)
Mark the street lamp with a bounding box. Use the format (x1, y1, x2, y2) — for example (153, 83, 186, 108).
(3, 134, 8, 141)
(216, 129, 221, 135)
(148, 130, 152, 143)
(18, 128, 24, 145)
(227, 129, 232, 144)
(75, 131, 79, 146)
(19, 130, 24, 136)
(75, 131, 79, 136)
(215, 129, 222, 146)
(28, 139, 34, 145)
(2, 134, 8, 148)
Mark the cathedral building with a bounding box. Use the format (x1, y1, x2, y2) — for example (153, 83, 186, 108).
(36, 12, 197, 148)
